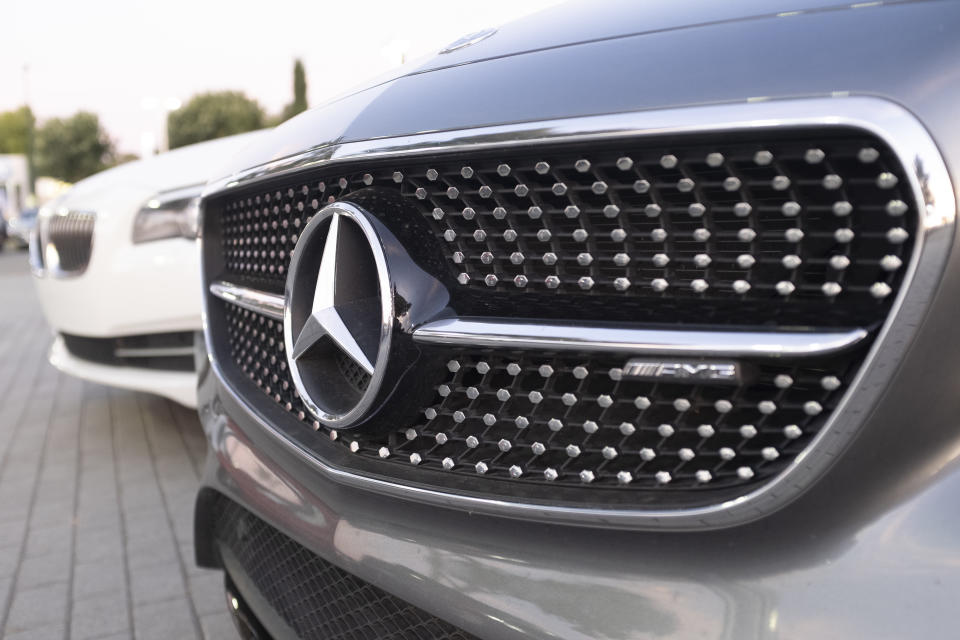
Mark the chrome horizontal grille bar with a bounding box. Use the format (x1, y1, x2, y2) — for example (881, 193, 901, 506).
(209, 280, 866, 357)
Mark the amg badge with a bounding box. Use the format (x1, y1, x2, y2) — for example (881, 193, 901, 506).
(619, 359, 744, 385)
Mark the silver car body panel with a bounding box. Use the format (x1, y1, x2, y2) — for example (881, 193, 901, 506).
(196, 1, 960, 637)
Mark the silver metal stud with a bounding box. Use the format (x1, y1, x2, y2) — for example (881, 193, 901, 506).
(582, 420, 598, 434)
(829, 255, 851, 270)
(447, 186, 460, 199)
(447, 360, 461, 373)
(781, 254, 802, 269)
(508, 465, 523, 478)
(650, 228, 668, 242)
(833, 201, 853, 217)
(597, 395, 614, 408)
(573, 366, 589, 379)
(503, 229, 518, 242)
(415, 187, 428, 200)
(514, 275, 529, 288)
(738, 228, 757, 242)
(393, 171, 404, 183)
(579, 470, 596, 483)
(610, 228, 628, 242)
(576, 252, 594, 266)
(640, 448, 656, 461)
(496, 388, 511, 402)
(528, 391, 544, 404)
(732, 280, 751, 294)
(674, 398, 692, 412)
(877, 172, 898, 189)
(737, 466, 755, 480)
(886, 200, 908, 216)
(886, 227, 909, 244)
(484, 274, 498, 287)
(774, 374, 793, 389)
(496, 163, 511, 176)
(564, 205, 581, 219)
(378, 447, 390, 459)
(822, 282, 842, 297)
(350, 441, 360, 453)
(566, 444, 582, 458)
(438, 384, 451, 397)
(535, 161, 551, 174)
(460, 166, 474, 178)
(822, 174, 843, 190)
(758, 400, 777, 414)
(761, 447, 780, 461)
(880, 255, 902, 272)
(652, 253, 670, 267)
(658, 423, 675, 438)
(697, 424, 716, 438)
(543, 467, 558, 481)
(452, 251, 465, 264)
(425, 408, 438, 419)
(821, 376, 841, 391)
(719, 447, 736, 460)
(803, 401, 823, 416)
(772, 175, 791, 191)
(614, 277, 631, 291)
(578, 277, 595, 290)
(634, 396, 651, 410)
(660, 154, 678, 169)
(835, 228, 855, 243)
(616, 156, 634, 170)
(492, 206, 507, 220)
(591, 181, 608, 195)
(544, 275, 561, 289)
(723, 176, 741, 191)
(409, 453, 422, 465)
(475, 461, 489, 474)
(740, 424, 758, 439)
(784, 424, 803, 439)
(480, 251, 494, 265)
(688, 202, 706, 217)
(651, 278, 669, 292)
(655, 471, 672, 484)
(435, 433, 448, 445)
(782, 201, 802, 217)
(734, 202, 752, 217)
(645, 203, 662, 218)
(754, 150, 774, 165)
(426, 169, 439, 181)
(805, 148, 825, 164)
(870, 282, 892, 299)
(574, 158, 591, 173)
(693, 228, 711, 242)
(677, 178, 695, 192)
(532, 442, 546, 456)
(619, 422, 636, 436)
(547, 418, 564, 432)
(478, 185, 493, 198)
(693, 254, 712, 268)
(633, 179, 651, 193)
(506, 363, 521, 375)
(442, 457, 455, 470)
(527, 206, 543, 219)
(617, 471, 633, 485)
(691, 279, 709, 293)
(784, 228, 804, 243)
(613, 253, 630, 267)
(473, 229, 487, 242)
(466, 435, 480, 448)
(695, 470, 713, 484)
(542, 252, 557, 265)
(572, 229, 589, 242)
(453, 410, 466, 423)
(498, 439, 512, 452)
(706, 152, 724, 167)
(678, 448, 695, 461)
(776, 281, 795, 296)
(537, 229, 552, 242)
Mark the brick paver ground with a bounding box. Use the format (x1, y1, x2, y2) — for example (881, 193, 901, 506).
(0, 249, 237, 639)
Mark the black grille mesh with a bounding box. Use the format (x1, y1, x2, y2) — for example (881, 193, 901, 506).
(217, 132, 914, 326)
(223, 301, 860, 492)
(213, 496, 477, 640)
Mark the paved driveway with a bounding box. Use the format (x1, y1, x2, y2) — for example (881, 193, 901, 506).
(0, 249, 235, 639)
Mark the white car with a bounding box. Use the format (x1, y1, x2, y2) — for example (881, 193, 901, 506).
(31, 131, 265, 407)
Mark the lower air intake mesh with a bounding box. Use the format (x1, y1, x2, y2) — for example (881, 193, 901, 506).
(212, 496, 477, 640)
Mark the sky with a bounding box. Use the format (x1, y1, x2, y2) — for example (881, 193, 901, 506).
(1, 0, 566, 155)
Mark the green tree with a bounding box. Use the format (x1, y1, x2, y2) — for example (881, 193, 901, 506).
(167, 91, 265, 149)
(281, 59, 308, 122)
(0, 106, 35, 154)
(34, 111, 114, 183)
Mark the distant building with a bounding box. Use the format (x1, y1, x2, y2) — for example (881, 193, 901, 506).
(0, 154, 30, 220)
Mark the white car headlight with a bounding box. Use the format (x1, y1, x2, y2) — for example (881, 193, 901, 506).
(132, 188, 201, 243)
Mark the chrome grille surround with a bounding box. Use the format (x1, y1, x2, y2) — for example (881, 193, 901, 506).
(200, 97, 955, 529)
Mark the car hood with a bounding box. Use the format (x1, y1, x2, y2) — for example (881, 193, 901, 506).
(210, 0, 957, 191)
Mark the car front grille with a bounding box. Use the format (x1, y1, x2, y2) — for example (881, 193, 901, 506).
(203, 124, 921, 512)
(45, 210, 95, 275)
(212, 496, 478, 640)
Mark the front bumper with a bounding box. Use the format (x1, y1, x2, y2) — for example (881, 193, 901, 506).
(50, 335, 198, 408)
(194, 330, 960, 639)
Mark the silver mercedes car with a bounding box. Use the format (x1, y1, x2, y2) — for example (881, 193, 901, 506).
(193, 1, 960, 638)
